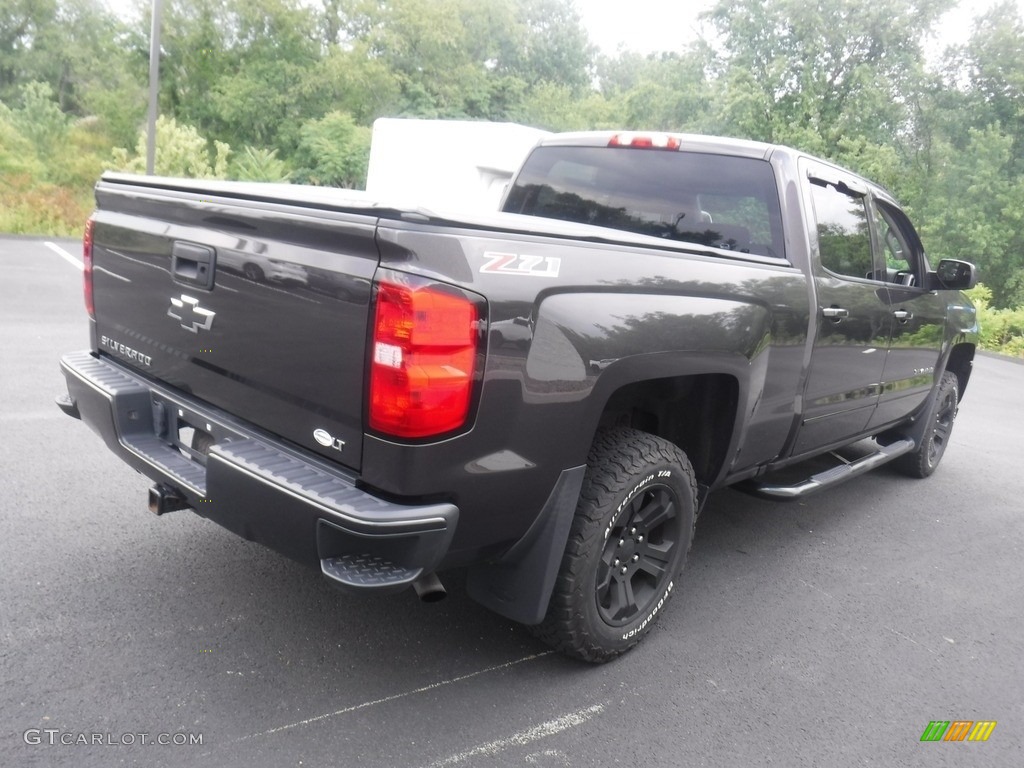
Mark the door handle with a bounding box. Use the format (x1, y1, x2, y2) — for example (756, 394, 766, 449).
(822, 306, 849, 321)
(172, 241, 216, 290)
(893, 309, 913, 323)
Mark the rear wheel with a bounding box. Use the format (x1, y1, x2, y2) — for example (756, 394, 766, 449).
(534, 428, 698, 663)
(894, 371, 959, 478)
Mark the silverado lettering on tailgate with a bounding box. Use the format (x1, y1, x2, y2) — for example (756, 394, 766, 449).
(100, 335, 152, 367)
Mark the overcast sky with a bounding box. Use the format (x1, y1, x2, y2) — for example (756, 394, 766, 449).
(576, 0, 1019, 55)
(105, 0, 1021, 56)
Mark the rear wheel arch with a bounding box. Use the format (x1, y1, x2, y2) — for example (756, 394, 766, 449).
(591, 372, 740, 489)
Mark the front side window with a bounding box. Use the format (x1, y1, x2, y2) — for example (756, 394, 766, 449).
(809, 179, 873, 280)
(871, 201, 921, 286)
(503, 146, 786, 259)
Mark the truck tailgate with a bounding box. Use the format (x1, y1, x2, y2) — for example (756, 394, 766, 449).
(89, 176, 380, 471)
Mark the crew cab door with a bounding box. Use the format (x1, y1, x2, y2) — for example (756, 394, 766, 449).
(865, 198, 946, 430)
(792, 168, 890, 455)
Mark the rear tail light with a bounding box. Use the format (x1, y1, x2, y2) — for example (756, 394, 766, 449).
(608, 133, 682, 150)
(83, 218, 95, 318)
(369, 276, 481, 439)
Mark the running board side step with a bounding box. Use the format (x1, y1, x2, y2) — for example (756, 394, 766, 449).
(742, 439, 916, 500)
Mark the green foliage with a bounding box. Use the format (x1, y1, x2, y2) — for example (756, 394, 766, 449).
(598, 50, 716, 132)
(506, 0, 595, 92)
(303, 43, 403, 125)
(0, 101, 85, 234)
(0, 102, 44, 177)
(912, 127, 1024, 307)
(8, 81, 67, 150)
(0, 174, 91, 235)
(231, 146, 291, 182)
(964, 284, 1024, 356)
(705, 0, 955, 152)
(291, 111, 370, 188)
(111, 115, 229, 178)
(0, 0, 1021, 328)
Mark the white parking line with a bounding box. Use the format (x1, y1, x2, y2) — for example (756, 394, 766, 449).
(425, 703, 606, 768)
(230, 651, 554, 744)
(44, 241, 83, 270)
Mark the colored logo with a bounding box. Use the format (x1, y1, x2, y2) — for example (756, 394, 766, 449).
(480, 252, 561, 278)
(920, 721, 996, 742)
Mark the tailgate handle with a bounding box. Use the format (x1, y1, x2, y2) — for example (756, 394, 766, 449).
(172, 242, 216, 290)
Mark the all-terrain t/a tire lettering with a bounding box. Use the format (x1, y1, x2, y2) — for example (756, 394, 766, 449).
(534, 428, 698, 663)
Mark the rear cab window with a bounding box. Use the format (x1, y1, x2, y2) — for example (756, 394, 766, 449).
(503, 145, 786, 260)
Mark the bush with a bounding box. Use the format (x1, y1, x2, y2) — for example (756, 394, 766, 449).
(231, 146, 291, 182)
(0, 174, 91, 236)
(0, 103, 92, 235)
(291, 111, 370, 188)
(964, 284, 1024, 358)
(9, 82, 68, 156)
(111, 116, 230, 179)
(0, 105, 44, 178)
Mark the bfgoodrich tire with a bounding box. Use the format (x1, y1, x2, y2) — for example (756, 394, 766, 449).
(894, 371, 960, 479)
(534, 428, 698, 663)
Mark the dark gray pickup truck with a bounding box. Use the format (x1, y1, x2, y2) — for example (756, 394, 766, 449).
(58, 131, 979, 661)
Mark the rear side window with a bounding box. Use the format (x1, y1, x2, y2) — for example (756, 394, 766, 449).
(503, 146, 786, 259)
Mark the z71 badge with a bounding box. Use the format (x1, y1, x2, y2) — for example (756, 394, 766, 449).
(480, 252, 560, 278)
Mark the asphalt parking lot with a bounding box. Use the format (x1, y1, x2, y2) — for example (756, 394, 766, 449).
(2, 236, 1021, 767)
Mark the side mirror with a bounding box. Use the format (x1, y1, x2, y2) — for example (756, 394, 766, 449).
(928, 259, 977, 291)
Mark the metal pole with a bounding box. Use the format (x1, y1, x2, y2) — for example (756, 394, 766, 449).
(146, 0, 164, 175)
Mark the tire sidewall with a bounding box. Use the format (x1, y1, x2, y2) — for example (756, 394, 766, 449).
(576, 456, 695, 654)
(922, 373, 959, 474)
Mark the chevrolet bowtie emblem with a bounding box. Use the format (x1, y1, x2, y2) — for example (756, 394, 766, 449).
(168, 295, 216, 333)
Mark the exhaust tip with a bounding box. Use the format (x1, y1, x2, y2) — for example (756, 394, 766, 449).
(412, 572, 446, 603)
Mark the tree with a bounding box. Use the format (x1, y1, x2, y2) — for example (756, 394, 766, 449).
(0, 0, 60, 102)
(301, 42, 403, 125)
(503, 0, 593, 93)
(7, 80, 66, 151)
(704, 0, 954, 152)
(952, 2, 1024, 168)
(598, 48, 716, 132)
(0, 0, 142, 143)
(159, 0, 320, 148)
(291, 110, 370, 188)
(908, 3, 1024, 307)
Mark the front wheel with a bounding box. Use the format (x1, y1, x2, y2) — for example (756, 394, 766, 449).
(894, 371, 960, 478)
(533, 428, 698, 663)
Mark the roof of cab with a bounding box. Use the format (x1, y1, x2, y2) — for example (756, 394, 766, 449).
(538, 131, 776, 161)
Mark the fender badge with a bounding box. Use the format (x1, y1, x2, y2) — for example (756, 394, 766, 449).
(480, 252, 560, 278)
(313, 428, 345, 452)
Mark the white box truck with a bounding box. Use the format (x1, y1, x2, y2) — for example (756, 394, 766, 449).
(365, 118, 551, 211)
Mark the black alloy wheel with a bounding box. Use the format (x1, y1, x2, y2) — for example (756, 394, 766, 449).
(533, 427, 698, 662)
(596, 483, 681, 627)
